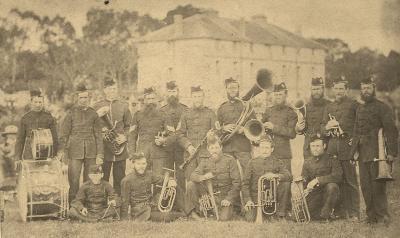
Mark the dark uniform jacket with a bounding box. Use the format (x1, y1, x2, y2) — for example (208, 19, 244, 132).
(217, 99, 255, 153)
(160, 102, 188, 153)
(242, 155, 291, 203)
(131, 106, 166, 153)
(93, 99, 132, 161)
(71, 180, 116, 213)
(262, 104, 297, 159)
(120, 170, 163, 219)
(177, 106, 216, 157)
(302, 153, 343, 185)
(59, 106, 103, 159)
(322, 96, 358, 160)
(190, 153, 240, 202)
(143, 142, 169, 176)
(15, 110, 58, 160)
(351, 98, 398, 162)
(300, 98, 330, 156)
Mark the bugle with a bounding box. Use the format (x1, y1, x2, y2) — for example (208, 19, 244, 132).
(374, 128, 394, 181)
(157, 167, 177, 213)
(199, 179, 220, 220)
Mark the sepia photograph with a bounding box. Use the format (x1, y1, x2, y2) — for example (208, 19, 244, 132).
(0, 0, 399, 237)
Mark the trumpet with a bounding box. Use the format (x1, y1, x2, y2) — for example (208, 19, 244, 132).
(157, 167, 177, 213)
(327, 113, 344, 137)
(254, 176, 279, 224)
(291, 179, 311, 223)
(374, 128, 394, 181)
(199, 179, 220, 220)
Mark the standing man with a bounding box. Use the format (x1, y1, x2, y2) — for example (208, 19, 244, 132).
(94, 77, 132, 195)
(322, 77, 360, 220)
(301, 134, 342, 222)
(15, 89, 59, 160)
(59, 83, 104, 202)
(177, 85, 217, 180)
(160, 81, 188, 188)
(350, 77, 398, 225)
(295, 77, 331, 159)
(261, 82, 297, 172)
(186, 132, 240, 221)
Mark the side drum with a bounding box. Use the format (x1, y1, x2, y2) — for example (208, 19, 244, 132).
(17, 159, 68, 221)
(31, 129, 54, 160)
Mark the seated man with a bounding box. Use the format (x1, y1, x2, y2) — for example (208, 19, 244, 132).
(186, 132, 240, 221)
(69, 165, 118, 222)
(242, 135, 292, 222)
(120, 152, 167, 221)
(301, 134, 343, 222)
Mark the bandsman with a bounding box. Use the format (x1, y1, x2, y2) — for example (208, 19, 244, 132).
(59, 83, 104, 202)
(93, 77, 132, 195)
(322, 76, 360, 220)
(350, 77, 398, 225)
(186, 132, 240, 221)
(301, 134, 342, 222)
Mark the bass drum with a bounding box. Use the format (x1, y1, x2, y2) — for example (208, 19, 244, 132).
(17, 159, 68, 222)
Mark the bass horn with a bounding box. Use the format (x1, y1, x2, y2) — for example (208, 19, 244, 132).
(243, 119, 265, 143)
(374, 128, 394, 181)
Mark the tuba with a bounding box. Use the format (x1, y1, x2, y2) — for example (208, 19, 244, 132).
(220, 69, 273, 144)
(96, 106, 127, 155)
(374, 128, 394, 181)
(291, 178, 311, 223)
(243, 119, 265, 143)
(254, 176, 278, 224)
(157, 167, 177, 213)
(199, 179, 220, 220)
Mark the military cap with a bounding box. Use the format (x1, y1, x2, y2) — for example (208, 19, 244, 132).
(131, 152, 146, 161)
(75, 82, 88, 93)
(206, 130, 221, 146)
(1, 125, 18, 136)
(360, 76, 376, 85)
(191, 85, 203, 93)
(103, 76, 116, 87)
(143, 87, 155, 95)
(311, 77, 324, 86)
(309, 133, 326, 144)
(88, 164, 103, 174)
(30, 88, 43, 97)
(333, 76, 348, 85)
(166, 81, 178, 90)
(224, 77, 239, 86)
(273, 82, 288, 92)
(253, 133, 275, 147)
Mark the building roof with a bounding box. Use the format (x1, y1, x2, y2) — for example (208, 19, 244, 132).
(136, 13, 326, 50)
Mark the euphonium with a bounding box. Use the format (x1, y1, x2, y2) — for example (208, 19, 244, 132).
(199, 179, 220, 220)
(97, 106, 127, 155)
(157, 167, 177, 213)
(255, 176, 278, 224)
(374, 128, 394, 181)
(291, 179, 311, 223)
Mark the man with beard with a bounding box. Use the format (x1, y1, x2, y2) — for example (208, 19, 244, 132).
(322, 77, 360, 220)
(94, 77, 132, 195)
(295, 77, 331, 159)
(15, 89, 59, 160)
(177, 85, 217, 182)
(59, 83, 104, 202)
(350, 77, 398, 225)
(160, 81, 188, 189)
(186, 132, 240, 221)
(261, 82, 297, 172)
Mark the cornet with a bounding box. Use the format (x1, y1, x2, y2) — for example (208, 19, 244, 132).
(327, 113, 344, 137)
(157, 167, 177, 213)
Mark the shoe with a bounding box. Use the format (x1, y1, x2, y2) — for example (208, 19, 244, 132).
(190, 211, 203, 221)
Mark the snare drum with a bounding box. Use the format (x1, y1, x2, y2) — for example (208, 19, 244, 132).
(31, 129, 54, 160)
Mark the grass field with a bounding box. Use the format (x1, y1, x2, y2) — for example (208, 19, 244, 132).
(2, 162, 400, 238)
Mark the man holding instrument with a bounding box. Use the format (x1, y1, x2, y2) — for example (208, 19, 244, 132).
(350, 77, 398, 225)
(176, 85, 217, 181)
(243, 135, 291, 222)
(186, 132, 240, 221)
(94, 77, 132, 195)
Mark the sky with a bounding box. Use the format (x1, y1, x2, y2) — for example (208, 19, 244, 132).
(0, 0, 399, 54)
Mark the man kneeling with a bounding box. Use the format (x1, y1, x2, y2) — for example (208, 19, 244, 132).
(301, 134, 343, 221)
(242, 135, 292, 222)
(186, 132, 240, 221)
(69, 165, 118, 222)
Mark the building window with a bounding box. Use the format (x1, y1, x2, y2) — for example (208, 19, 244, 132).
(311, 66, 315, 77)
(216, 60, 220, 76)
(281, 65, 287, 80)
(282, 46, 286, 55)
(215, 40, 220, 50)
(168, 67, 173, 81)
(250, 43, 254, 53)
(312, 49, 315, 56)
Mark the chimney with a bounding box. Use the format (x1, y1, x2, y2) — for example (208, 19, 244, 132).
(174, 14, 183, 38)
(251, 14, 268, 25)
(239, 17, 246, 38)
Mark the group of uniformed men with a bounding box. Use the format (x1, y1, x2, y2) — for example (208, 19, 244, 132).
(12, 73, 398, 225)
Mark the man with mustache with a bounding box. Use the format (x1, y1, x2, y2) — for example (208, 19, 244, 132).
(295, 77, 331, 159)
(322, 76, 360, 220)
(350, 77, 398, 225)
